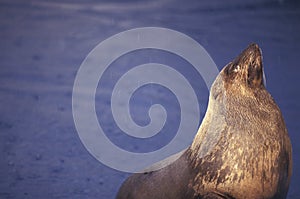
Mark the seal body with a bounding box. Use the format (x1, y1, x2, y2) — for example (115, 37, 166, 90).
(116, 44, 292, 199)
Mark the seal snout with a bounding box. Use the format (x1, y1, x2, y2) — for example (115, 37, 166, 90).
(244, 43, 262, 67)
(234, 43, 262, 70)
(228, 43, 264, 88)
(246, 43, 261, 54)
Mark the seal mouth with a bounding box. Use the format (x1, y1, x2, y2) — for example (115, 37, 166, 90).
(225, 43, 264, 88)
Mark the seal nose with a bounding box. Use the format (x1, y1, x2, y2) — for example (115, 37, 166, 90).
(247, 43, 260, 53)
(232, 43, 262, 67)
(245, 43, 262, 61)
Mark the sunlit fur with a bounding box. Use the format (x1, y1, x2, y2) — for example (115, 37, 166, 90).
(116, 44, 292, 199)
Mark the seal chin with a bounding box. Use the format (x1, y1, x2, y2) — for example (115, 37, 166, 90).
(224, 43, 264, 88)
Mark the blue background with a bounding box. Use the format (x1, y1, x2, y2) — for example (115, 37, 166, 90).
(1, 0, 299, 198)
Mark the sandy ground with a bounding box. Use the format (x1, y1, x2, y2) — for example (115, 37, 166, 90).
(1, 0, 300, 198)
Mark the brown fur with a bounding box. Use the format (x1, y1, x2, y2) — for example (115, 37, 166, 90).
(116, 44, 292, 199)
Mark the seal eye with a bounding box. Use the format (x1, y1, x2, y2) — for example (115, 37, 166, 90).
(233, 65, 240, 72)
(224, 63, 239, 76)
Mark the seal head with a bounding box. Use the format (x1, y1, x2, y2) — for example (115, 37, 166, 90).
(224, 43, 264, 88)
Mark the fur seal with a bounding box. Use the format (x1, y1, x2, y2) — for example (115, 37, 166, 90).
(116, 43, 292, 199)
